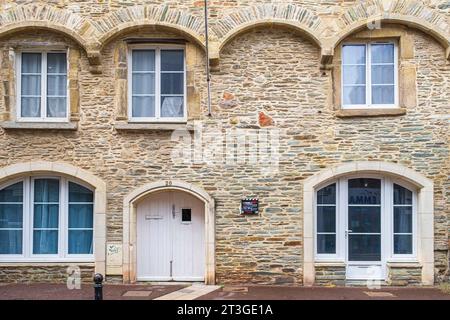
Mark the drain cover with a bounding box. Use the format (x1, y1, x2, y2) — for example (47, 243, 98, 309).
(364, 291, 395, 297)
(223, 286, 248, 293)
(122, 290, 153, 297)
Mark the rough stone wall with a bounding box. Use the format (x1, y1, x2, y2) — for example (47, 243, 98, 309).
(315, 265, 346, 286)
(387, 266, 423, 286)
(0, 265, 94, 283)
(0, 1, 448, 285)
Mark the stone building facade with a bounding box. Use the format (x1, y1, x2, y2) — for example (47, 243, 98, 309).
(0, 0, 448, 286)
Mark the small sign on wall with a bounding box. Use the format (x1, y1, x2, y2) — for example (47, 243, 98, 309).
(240, 198, 259, 215)
(106, 242, 123, 275)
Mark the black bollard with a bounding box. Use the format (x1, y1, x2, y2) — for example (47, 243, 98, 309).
(93, 273, 104, 300)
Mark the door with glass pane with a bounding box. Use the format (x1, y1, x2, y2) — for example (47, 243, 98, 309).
(346, 178, 384, 280)
(136, 191, 204, 281)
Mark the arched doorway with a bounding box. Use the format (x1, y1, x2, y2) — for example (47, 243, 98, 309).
(136, 190, 205, 281)
(303, 162, 434, 286)
(123, 180, 215, 284)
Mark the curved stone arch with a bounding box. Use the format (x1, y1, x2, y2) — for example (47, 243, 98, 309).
(92, 5, 206, 51)
(302, 161, 434, 286)
(122, 180, 215, 284)
(0, 4, 95, 52)
(0, 161, 107, 275)
(324, 0, 450, 61)
(211, 4, 325, 66)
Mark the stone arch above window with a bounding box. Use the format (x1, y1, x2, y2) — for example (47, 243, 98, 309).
(0, 4, 97, 60)
(92, 5, 206, 52)
(321, 0, 450, 64)
(302, 161, 434, 286)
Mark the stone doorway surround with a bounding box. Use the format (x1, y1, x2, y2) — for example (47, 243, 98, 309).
(302, 161, 434, 286)
(122, 180, 215, 284)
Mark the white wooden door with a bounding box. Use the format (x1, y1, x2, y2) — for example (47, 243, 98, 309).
(136, 191, 205, 281)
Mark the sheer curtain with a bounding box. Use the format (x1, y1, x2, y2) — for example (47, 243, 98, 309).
(33, 179, 59, 254)
(47, 53, 67, 118)
(21, 53, 41, 117)
(132, 50, 155, 117)
(68, 182, 93, 254)
(0, 182, 23, 254)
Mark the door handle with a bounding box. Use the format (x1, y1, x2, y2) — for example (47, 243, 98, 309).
(345, 230, 353, 238)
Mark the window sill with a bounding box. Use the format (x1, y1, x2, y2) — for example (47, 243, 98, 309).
(314, 261, 346, 267)
(0, 261, 94, 266)
(0, 121, 78, 130)
(336, 108, 407, 118)
(115, 122, 194, 131)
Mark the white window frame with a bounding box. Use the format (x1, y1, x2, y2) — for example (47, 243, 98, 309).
(16, 50, 69, 122)
(128, 44, 187, 123)
(0, 176, 94, 262)
(341, 41, 399, 109)
(314, 176, 417, 263)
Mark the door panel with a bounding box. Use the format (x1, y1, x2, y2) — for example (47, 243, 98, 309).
(137, 192, 173, 281)
(172, 192, 205, 281)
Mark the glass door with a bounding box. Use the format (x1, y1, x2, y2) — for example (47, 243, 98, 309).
(346, 178, 383, 280)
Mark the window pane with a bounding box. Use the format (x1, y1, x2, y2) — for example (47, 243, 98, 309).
(69, 230, 93, 254)
(33, 230, 58, 254)
(161, 50, 184, 71)
(348, 206, 381, 233)
(47, 97, 67, 117)
(348, 178, 381, 205)
(317, 184, 336, 204)
(21, 75, 41, 95)
(132, 73, 155, 94)
(47, 53, 67, 73)
(371, 44, 394, 64)
(69, 204, 93, 228)
(394, 184, 412, 205)
(132, 50, 155, 71)
(0, 182, 23, 202)
(22, 53, 41, 73)
(69, 182, 93, 202)
(342, 45, 366, 64)
(0, 230, 22, 254)
(317, 206, 335, 233)
(371, 65, 394, 84)
(343, 86, 365, 105)
(161, 96, 183, 117)
(132, 96, 155, 117)
(0, 204, 23, 228)
(33, 204, 59, 228)
(348, 235, 381, 261)
(21, 97, 41, 117)
(47, 75, 67, 96)
(317, 234, 336, 254)
(394, 206, 412, 233)
(394, 235, 412, 254)
(372, 85, 394, 104)
(34, 179, 59, 202)
(343, 66, 366, 85)
(161, 73, 184, 95)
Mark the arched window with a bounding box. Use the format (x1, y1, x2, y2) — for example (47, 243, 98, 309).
(0, 176, 93, 260)
(315, 176, 416, 279)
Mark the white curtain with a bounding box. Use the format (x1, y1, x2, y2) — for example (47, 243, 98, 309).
(21, 53, 41, 117)
(161, 96, 183, 117)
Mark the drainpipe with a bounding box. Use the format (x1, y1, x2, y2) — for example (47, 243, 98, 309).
(204, 0, 212, 117)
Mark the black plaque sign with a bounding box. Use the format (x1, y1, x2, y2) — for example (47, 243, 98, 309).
(240, 198, 259, 215)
